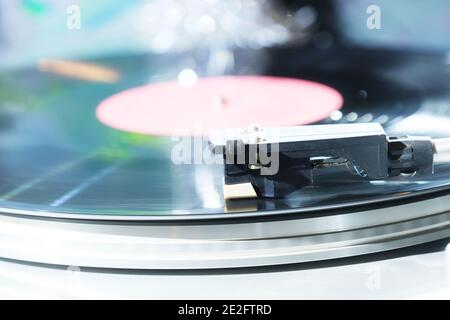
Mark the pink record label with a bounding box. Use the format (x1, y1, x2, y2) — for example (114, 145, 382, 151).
(96, 76, 343, 136)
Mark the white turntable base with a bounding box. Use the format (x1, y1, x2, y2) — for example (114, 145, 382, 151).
(0, 246, 449, 299)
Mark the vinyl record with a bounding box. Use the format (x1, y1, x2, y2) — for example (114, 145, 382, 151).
(1, 48, 450, 269)
(1, 49, 450, 220)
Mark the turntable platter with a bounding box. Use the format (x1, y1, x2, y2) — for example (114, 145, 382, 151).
(1, 50, 450, 269)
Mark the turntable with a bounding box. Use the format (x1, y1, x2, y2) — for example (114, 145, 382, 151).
(0, 0, 450, 299)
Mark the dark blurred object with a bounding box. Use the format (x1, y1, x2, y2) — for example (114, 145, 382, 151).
(280, 0, 338, 33)
(279, 0, 450, 51)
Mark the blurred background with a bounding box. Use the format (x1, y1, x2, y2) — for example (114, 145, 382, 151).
(1, 0, 450, 143)
(1, 0, 450, 139)
(1, 0, 450, 70)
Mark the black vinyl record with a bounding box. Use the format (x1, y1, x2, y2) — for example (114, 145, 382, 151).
(1, 48, 450, 220)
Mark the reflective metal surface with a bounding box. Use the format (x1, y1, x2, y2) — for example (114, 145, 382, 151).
(1, 192, 450, 269)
